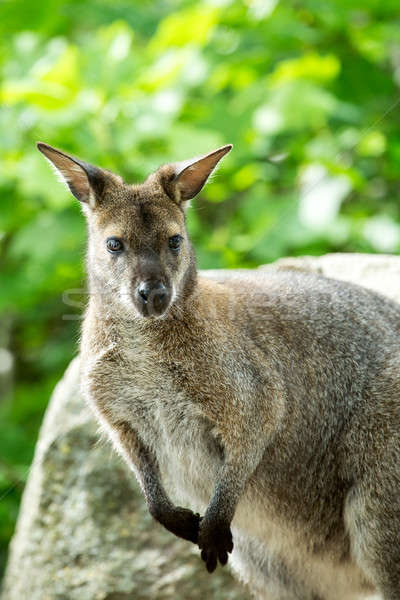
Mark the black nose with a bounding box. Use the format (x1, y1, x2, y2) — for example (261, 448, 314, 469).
(136, 281, 170, 315)
(138, 281, 166, 302)
(138, 282, 151, 302)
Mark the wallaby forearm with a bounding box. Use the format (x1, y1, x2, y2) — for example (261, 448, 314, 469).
(98, 416, 201, 544)
(115, 421, 171, 512)
(198, 461, 250, 572)
(197, 398, 274, 571)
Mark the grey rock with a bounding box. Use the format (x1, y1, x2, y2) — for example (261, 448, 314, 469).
(3, 253, 400, 600)
(269, 252, 400, 303)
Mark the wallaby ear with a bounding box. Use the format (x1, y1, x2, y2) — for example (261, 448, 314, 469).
(161, 144, 232, 204)
(36, 142, 106, 206)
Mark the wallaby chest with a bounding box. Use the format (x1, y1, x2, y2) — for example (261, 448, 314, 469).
(85, 320, 233, 503)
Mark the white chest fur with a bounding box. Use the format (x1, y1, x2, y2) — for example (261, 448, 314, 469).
(83, 333, 222, 510)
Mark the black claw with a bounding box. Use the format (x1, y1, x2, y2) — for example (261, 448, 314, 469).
(206, 552, 217, 573)
(198, 519, 233, 572)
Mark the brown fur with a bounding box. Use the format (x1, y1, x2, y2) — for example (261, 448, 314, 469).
(38, 141, 400, 599)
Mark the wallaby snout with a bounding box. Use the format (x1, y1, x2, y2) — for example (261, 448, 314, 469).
(136, 279, 171, 317)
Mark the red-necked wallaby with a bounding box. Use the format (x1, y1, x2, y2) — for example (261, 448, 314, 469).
(38, 141, 400, 600)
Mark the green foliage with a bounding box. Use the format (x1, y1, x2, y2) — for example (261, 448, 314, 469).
(1, 0, 400, 577)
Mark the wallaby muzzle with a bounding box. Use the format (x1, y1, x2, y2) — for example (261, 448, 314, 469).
(134, 280, 172, 317)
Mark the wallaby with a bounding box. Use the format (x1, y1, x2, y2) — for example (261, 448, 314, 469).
(38, 140, 400, 600)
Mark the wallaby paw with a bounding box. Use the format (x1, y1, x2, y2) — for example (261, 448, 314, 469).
(164, 507, 201, 544)
(198, 519, 233, 573)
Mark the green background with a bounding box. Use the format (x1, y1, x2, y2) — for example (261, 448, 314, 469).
(1, 0, 400, 576)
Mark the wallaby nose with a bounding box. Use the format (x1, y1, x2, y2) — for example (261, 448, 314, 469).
(138, 281, 166, 302)
(136, 281, 170, 316)
(138, 282, 152, 302)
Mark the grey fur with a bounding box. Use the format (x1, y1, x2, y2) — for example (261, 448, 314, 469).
(38, 142, 400, 600)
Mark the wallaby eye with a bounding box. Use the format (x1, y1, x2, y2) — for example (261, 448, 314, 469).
(106, 237, 124, 254)
(168, 235, 183, 252)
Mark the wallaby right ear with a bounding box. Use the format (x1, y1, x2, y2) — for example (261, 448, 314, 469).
(37, 142, 106, 206)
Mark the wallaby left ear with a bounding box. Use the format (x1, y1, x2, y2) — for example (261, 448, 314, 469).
(161, 144, 232, 204)
(37, 142, 106, 207)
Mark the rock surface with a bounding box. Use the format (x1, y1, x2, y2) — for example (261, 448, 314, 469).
(2, 253, 400, 600)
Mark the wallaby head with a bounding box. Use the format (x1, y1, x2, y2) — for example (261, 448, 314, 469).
(37, 142, 232, 318)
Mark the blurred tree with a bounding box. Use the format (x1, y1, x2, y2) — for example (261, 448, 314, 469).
(1, 0, 400, 578)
